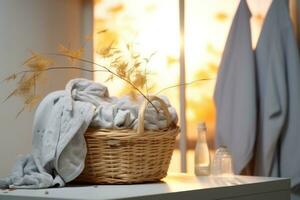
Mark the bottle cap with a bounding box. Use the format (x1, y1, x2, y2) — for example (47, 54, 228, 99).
(197, 122, 207, 132)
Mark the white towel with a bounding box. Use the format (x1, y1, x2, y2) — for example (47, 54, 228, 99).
(254, 0, 300, 194)
(214, 0, 257, 174)
(90, 91, 178, 131)
(0, 79, 178, 189)
(0, 89, 95, 188)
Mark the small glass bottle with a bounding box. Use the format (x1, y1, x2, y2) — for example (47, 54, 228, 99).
(211, 146, 234, 176)
(194, 122, 211, 176)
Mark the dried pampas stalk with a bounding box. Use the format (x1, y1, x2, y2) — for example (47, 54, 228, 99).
(3, 42, 158, 116)
(3, 41, 211, 117)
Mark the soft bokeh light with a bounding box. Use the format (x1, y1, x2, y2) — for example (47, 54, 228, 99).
(94, 0, 272, 173)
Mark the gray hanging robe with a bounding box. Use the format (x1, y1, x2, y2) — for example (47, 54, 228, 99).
(214, 0, 256, 174)
(254, 0, 300, 193)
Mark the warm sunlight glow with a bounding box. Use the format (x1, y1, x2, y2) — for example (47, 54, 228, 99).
(94, 0, 272, 173)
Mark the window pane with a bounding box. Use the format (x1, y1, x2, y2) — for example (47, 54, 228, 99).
(94, 0, 179, 104)
(184, 0, 272, 173)
(94, 0, 272, 174)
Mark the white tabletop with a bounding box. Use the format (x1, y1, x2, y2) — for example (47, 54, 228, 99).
(0, 173, 290, 200)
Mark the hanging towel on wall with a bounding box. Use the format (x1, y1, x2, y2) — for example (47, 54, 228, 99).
(214, 0, 257, 174)
(254, 0, 300, 193)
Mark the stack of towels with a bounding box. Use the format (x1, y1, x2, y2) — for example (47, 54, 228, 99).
(0, 78, 178, 189)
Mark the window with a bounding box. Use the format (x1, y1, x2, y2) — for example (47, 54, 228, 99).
(93, 0, 272, 173)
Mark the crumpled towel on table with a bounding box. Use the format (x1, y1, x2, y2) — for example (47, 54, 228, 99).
(0, 78, 178, 189)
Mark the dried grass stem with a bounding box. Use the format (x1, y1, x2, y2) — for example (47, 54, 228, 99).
(50, 53, 159, 112)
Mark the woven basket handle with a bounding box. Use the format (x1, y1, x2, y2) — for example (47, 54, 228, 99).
(137, 96, 172, 135)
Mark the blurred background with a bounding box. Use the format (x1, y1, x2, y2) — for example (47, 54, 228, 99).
(0, 0, 282, 177)
(93, 0, 272, 173)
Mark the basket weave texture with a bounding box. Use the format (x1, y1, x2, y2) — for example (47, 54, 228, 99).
(75, 96, 179, 184)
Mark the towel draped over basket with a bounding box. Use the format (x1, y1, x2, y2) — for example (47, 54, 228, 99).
(0, 79, 178, 189)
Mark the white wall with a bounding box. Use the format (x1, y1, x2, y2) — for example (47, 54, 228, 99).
(0, 0, 93, 177)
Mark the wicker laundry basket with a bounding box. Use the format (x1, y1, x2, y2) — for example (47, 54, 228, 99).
(75, 96, 179, 184)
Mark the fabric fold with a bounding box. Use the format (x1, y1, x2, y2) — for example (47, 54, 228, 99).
(254, 0, 300, 192)
(214, 0, 257, 174)
(0, 79, 178, 189)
